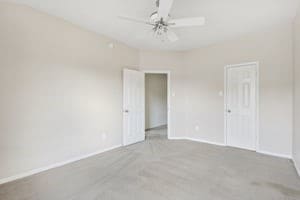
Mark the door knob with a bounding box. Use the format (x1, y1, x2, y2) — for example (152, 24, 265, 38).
(124, 110, 129, 113)
(227, 109, 231, 113)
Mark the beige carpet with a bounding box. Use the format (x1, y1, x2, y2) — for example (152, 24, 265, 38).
(0, 128, 300, 200)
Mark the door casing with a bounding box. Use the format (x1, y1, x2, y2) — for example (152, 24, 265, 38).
(224, 62, 259, 151)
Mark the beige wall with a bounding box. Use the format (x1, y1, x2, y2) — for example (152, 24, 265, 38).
(184, 23, 294, 156)
(294, 7, 300, 174)
(140, 23, 294, 156)
(145, 74, 167, 129)
(0, 3, 139, 180)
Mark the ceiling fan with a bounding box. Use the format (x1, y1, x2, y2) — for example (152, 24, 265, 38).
(119, 0, 205, 42)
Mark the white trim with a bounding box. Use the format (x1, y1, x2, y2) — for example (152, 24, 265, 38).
(168, 136, 187, 140)
(224, 62, 260, 151)
(169, 137, 293, 160)
(185, 137, 226, 146)
(169, 137, 225, 146)
(257, 150, 292, 159)
(293, 158, 300, 176)
(143, 70, 171, 139)
(0, 144, 122, 185)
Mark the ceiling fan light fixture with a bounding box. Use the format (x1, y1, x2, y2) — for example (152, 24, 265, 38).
(153, 24, 169, 42)
(150, 12, 159, 23)
(153, 30, 168, 42)
(119, 0, 205, 43)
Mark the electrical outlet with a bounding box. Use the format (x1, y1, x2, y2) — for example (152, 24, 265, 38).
(195, 126, 200, 131)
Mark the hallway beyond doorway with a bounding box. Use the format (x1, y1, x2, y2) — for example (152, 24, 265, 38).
(146, 126, 167, 140)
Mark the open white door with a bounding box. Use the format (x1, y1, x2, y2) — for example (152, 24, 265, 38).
(123, 69, 145, 146)
(225, 63, 258, 151)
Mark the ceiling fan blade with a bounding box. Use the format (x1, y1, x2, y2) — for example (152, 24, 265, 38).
(167, 30, 179, 42)
(158, 0, 174, 20)
(118, 16, 154, 26)
(169, 17, 206, 28)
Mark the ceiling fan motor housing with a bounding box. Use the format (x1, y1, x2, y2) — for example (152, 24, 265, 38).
(153, 23, 168, 36)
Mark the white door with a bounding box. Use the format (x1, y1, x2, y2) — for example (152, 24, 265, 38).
(123, 69, 145, 146)
(225, 63, 258, 150)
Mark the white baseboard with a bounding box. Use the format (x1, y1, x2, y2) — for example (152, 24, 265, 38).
(146, 124, 167, 131)
(168, 136, 187, 140)
(256, 150, 292, 159)
(0, 144, 122, 185)
(185, 137, 226, 146)
(169, 136, 225, 146)
(169, 137, 293, 160)
(293, 158, 300, 177)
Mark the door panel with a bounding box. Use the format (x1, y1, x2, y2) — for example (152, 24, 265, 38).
(226, 64, 257, 150)
(123, 69, 145, 146)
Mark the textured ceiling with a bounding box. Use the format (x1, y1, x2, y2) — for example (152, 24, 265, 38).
(7, 0, 300, 50)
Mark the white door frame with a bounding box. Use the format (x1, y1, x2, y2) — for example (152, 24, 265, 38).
(224, 62, 259, 151)
(143, 70, 171, 139)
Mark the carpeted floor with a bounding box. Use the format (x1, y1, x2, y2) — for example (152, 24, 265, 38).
(0, 128, 300, 200)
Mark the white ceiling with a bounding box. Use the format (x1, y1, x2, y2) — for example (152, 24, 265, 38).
(8, 0, 300, 50)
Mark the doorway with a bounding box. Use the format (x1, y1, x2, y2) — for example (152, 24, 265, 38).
(123, 69, 171, 146)
(225, 62, 259, 151)
(144, 71, 170, 140)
